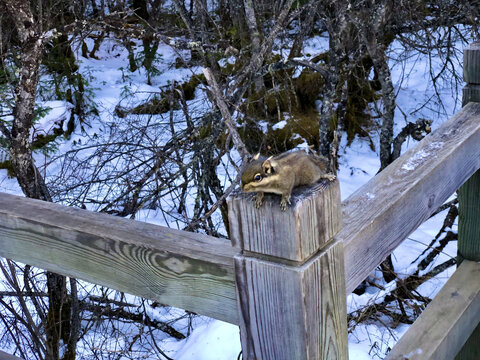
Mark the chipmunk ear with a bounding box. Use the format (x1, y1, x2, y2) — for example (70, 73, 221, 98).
(252, 152, 261, 161)
(262, 156, 275, 174)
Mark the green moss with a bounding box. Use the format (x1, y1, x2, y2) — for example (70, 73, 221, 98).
(43, 34, 79, 76)
(229, 52, 384, 154)
(199, 122, 212, 139)
(175, 57, 184, 69)
(116, 74, 206, 118)
(264, 91, 278, 114)
(0, 160, 15, 178)
(311, 52, 329, 64)
(238, 61, 327, 153)
(268, 110, 320, 153)
(0, 67, 8, 86)
(293, 70, 324, 109)
(221, 62, 238, 76)
(341, 57, 380, 145)
(237, 108, 320, 155)
(264, 88, 292, 114)
(237, 120, 266, 154)
(181, 74, 206, 100)
(131, 96, 179, 115)
(31, 133, 60, 151)
(223, 25, 247, 49)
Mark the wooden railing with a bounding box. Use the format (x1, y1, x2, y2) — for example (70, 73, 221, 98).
(0, 43, 479, 359)
(0, 191, 238, 324)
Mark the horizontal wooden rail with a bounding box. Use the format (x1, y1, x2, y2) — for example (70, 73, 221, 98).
(0, 193, 238, 324)
(337, 102, 480, 294)
(386, 260, 480, 360)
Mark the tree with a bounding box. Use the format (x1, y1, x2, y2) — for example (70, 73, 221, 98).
(0, 1, 80, 358)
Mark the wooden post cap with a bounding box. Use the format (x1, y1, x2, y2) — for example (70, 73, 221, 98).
(227, 179, 341, 262)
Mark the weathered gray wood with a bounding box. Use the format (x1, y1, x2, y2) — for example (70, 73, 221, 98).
(463, 42, 480, 105)
(458, 43, 480, 262)
(229, 179, 347, 360)
(456, 41, 480, 359)
(338, 102, 480, 294)
(386, 260, 480, 360)
(0, 192, 238, 324)
(457, 142, 480, 260)
(455, 322, 480, 360)
(235, 241, 347, 360)
(302, 241, 348, 359)
(464, 41, 480, 84)
(0, 351, 23, 360)
(462, 84, 480, 106)
(228, 180, 341, 262)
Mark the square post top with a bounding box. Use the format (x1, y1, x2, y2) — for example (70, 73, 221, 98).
(227, 179, 341, 263)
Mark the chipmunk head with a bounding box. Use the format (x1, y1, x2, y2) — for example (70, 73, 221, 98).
(241, 155, 278, 192)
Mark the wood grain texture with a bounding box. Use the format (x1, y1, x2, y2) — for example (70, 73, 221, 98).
(0, 192, 238, 324)
(303, 241, 348, 360)
(235, 241, 347, 360)
(228, 179, 341, 262)
(386, 260, 480, 360)
(338, 102, 480, 294)
(235, 255, 306, 360)
(230, 180, 346, 360)
(462, 84, 480, 106)
(463, 42, 480, 84)
(456, 43, 480, 358)
(458, 165, 480, 263)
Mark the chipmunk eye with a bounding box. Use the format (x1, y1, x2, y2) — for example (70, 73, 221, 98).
(254, 174, 262, 181)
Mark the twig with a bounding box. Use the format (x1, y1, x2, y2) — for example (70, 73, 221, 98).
(202, 67, 250, 159)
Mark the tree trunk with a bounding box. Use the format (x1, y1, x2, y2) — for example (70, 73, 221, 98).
(359, 3, 396, 171)
(1, 1, 78, 359)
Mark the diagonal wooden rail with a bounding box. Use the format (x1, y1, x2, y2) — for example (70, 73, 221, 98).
(386, 259, 480, 360)
(338, 101, 480, 294)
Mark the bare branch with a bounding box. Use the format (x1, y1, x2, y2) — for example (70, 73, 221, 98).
(202, 67, 250, 159)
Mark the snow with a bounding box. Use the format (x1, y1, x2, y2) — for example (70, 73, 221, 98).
(401, 142, 444, 172)
(0, 28, 467, 360)
(174, 320, 242, 360)
(33, 100, 72, 134)
(302, 35, 329, 57)
(272, 119, 287, 130)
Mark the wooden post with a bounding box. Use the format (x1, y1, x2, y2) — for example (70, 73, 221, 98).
(456, 41, 480, 360)
(227, 180, 347, 360)
(463, 41, 480, 106)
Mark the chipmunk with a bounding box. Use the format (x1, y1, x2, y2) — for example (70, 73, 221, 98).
(241, 150, 336, 211)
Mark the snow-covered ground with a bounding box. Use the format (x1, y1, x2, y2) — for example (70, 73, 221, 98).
(0, 29, 466, 359)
